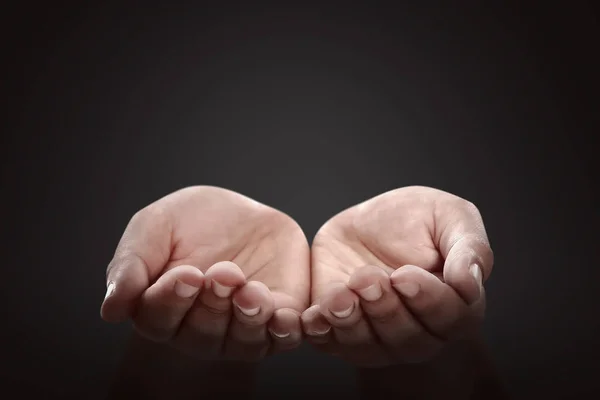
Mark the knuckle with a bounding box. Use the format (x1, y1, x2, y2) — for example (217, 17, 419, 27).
(366, 306, 398, 324)
(199, 302, 230, 316)
(416, 298, 443, 317)
(193, 295, 233, 317)
(135, 203, 168, 225)
(129, 207, 148, 226)
(462, 199, 481, 215)
(129, 203, 171, 234)
(236, 315, 268, 327)
(105, 252, 141, 279)
(331, 319, 361, 332)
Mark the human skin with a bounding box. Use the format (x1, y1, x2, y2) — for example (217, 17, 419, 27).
(102, 185, 505, 398)
(302, 186, 505, 397)
(101, 186, 311, 397)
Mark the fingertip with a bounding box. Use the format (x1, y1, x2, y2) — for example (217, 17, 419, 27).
(318, 283, 359, 320)
(275, 307, 301, 320)
(390, 264, 422, 279)
(164, 265, 205, 298)
(270, 308, 300, 331)
(206, 261, 244, 278)
(232, 281, 274, 319)
(348, 265, 388, 302)
(269, 308, 302, 346)
(103, 281, 116, 305)
(390, 265, 430, 298)
(442, 236, 493, 304)
(101, 255, 151, 323)
(100, 281, 131, 323)
(205, 260, 246, 282)
(443, 261, 481, 305)
(300, 304, 318, 327)
(168, 264, 205, 282)
(301, 304, 331, 335)
(204, 261, 246, 298)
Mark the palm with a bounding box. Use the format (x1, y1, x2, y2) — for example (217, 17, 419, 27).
(305, 187, 491, 367)
(161, 186, 310, 311)
(311, 188, 442, 299)
(103, 186, 311, 360)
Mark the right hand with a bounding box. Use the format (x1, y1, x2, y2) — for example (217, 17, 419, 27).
(303, 186, 493, 367)
(100, 186, 310, 362)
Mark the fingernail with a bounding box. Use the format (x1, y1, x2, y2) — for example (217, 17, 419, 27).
(269, 329, 290, 338)
(174, 281, 199, 298)
(470, 264, 483, 301)
(104, 281, 115, 300)
(470, 264, 482, 286)
(330, 303, 354, 319)
(394, 282, 420, 298)
(212, 280, 234, 298)
(234, 301, 261, 316)
(309, 326, 331, 336)
(358, 283, 382, 302)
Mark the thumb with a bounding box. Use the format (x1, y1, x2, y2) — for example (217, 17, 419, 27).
(101, 205, 172, 322)
(437, 201, 494, 305)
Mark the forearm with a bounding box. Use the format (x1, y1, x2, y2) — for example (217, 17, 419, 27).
(107, 331, 257, 399)
(357, 335, 508, 399)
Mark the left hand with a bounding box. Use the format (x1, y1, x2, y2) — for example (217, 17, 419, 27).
(301, 186, 494, 367)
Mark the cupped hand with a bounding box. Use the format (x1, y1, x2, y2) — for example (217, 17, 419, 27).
(302, 186, 493, 367)
(100, 186, 310, 361)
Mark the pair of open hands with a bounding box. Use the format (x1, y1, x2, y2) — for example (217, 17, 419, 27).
(100, 185, 493, 368)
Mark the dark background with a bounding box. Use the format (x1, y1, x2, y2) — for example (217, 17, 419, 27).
(1, 2, 598, 399)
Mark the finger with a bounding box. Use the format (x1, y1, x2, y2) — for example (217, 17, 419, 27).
(436, 201, 493, 305)
(317, 282, 378, 349)
(101, 206, 173, 322)
(224, 281, 275, 362)
(174, 261, 246, 358)
(391, 265, 477, 340)
(268, 308, 303, 354)
(301, 304, 336, 349)
(132, 265, 204, 342)
(347, 265, 441, 361)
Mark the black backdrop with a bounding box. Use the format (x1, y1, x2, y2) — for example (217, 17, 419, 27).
(2, 2, 598, 399)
